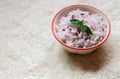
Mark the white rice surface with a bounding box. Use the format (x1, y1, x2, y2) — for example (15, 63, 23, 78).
(55, 9, 107, 48)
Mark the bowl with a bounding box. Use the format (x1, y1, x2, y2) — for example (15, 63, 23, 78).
(51, 4, 111, 54)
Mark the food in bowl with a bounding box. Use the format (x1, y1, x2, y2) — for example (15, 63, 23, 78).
(55, 9, 107, 48)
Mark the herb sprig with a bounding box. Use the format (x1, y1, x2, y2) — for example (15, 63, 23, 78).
(70, 19, 93, 35)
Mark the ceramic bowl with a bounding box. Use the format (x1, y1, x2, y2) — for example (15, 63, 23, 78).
(51, 4, 111, 54)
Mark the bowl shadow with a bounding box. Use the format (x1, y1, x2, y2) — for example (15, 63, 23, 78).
(65, 46, 109, 72)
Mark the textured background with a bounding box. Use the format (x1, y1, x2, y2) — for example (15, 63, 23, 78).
(0, 0, 120, 79)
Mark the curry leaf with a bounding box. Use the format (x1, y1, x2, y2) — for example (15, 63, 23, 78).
(70, 19, 80, 26)
(70, 19, 93, 35)
(82, 25, 93, 35)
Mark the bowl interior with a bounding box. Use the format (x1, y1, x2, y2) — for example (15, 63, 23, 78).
(54, 5, 109, 32)
(52, 5, 110, 49)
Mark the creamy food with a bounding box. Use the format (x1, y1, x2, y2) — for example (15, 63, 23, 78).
(55, 9, 107, 48)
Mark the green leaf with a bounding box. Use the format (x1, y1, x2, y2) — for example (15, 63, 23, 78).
(70, 19, 93, 35)
(79, 20, 84, 26)
(70, 19, 81, 26)
(82, 25, 93, 35)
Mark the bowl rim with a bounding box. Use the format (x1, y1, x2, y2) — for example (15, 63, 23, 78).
(51, 4, 111, 50)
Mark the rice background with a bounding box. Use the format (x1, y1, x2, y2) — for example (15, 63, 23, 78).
(0, 0, 120, 79)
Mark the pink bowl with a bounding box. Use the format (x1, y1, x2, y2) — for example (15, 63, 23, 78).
(51, 4, 111, 54)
